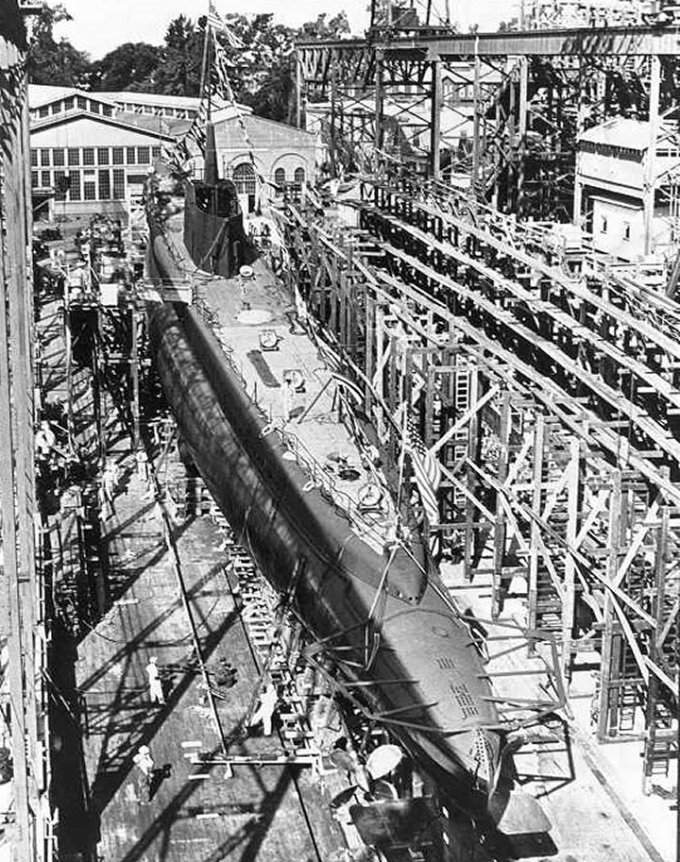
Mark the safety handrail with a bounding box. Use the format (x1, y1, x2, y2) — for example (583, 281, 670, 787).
(192, 298, 391, 547)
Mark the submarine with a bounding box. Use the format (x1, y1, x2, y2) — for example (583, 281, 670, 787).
(144, 122, 551, 839)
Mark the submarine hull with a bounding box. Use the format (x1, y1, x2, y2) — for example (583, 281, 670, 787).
(148, 301, 503, 810)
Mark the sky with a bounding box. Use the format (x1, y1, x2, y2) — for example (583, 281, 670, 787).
(53, 0, 508, 60)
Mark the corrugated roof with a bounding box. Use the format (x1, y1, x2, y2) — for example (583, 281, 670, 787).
(578, 118, 652, 151)
(98, 91, 201, 108)
(115, 112, 192, 136)
(29, 84, 117, 108)
(98, 91, 251, 113)
(29, 85, 250, 115)
(214, 115, 317, 150)
(30, 110, 175, 141)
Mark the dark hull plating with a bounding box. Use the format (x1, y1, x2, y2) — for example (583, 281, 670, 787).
(148, 299, 503, 813)
(183, 179, 255, 278)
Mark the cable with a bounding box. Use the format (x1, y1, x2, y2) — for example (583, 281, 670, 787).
(75, 593, 223, 647)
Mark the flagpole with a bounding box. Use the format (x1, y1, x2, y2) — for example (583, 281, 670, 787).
(394, 401, 408, 513)
(200, 4, 211, 119)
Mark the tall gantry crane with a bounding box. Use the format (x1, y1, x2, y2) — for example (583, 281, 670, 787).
(294, 11, 679, 789)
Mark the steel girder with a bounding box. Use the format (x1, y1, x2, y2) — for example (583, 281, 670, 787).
(284, 195, 678, 762)
(297, 33, 680, 219)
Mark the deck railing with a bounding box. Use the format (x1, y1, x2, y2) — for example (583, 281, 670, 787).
(192, 297, 391, 549)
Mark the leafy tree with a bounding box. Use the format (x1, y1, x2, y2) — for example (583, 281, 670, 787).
(297, 12, 350, 40)
(215, 13, 296, 121)
(27, 3, 91, 87)
(152, 14, 205, 97)
(26, 6, 353, 122)
(90, 42, 161, 92)
(227, 11, 350, 122)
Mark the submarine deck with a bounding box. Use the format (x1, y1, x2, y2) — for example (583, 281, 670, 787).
(162, 210, 402, 558)
(158, 215, 675, 862)
(36, 214, 676, 861)
(36, 284, 356, 862)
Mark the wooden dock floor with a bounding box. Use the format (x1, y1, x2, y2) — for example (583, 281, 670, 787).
(442, 560, 675, 862)
(74, 458, 346, 862)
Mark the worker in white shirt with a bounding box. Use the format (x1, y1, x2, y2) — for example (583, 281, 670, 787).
(132, 744, 155, 802)
(145, 657, 165, 706)
(249, 683, 278, 736)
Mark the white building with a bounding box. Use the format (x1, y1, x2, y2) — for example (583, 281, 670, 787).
(187, 114, 321, 214)
(30, 84, 319, 221)
(575, 118, 680, 262)
(29, 85, 193, 221)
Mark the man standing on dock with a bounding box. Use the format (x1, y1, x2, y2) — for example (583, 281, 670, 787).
(132, 744, 155, 803)
(102, 458, 120, 516)
(145, 656, 165, 706)
(250, 683, 278, 736)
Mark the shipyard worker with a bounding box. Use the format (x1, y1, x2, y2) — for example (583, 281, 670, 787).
(249, 683, 278, 736)
(35, 420, 56, 461)
(102, 459, 120, 505)
(135, 448, 154, 500)
(132, 744, 155, 802)
(239, 265, 255, 308)
(282, 376, 296, 423)
(136, 447, 149, 482)
(145, 657, 165, 706)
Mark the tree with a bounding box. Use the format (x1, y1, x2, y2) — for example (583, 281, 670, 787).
(217, 13, 297, 121)
(27, 3, 92, 87)
(90, 43, 161, 92)
(228, 12, 350, 122)
(152, 14, 205, 96)
(297, 12, 350, 41)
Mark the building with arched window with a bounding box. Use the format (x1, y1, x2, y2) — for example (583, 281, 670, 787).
(274, 167, 286, 189)
(28, 84, 252, 221)
(29, 83, 320, 220)
(233, 163, 258, 211)
(210, 114, 320, 213)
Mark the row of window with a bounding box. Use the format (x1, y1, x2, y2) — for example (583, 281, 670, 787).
(31, 146, 162, 169)
(599, 215, 632, 241)
(32, 97, 114, 121)
(580, 140, 643, 163)
(33, 161, 307, 201)
(118, 102, 197, 119)
(273, 166, 306, 189)
(31, 168, 144, 202)
(229, 164, 305, 195)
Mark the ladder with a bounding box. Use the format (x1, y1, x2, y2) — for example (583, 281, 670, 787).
(223, 538, 319, 758)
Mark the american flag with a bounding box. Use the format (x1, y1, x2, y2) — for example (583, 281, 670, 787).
(211, 32, 267, 190)
(207, 2, 244, 47)
(404, 413, 441, 529)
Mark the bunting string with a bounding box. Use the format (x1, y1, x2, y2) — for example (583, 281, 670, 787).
(210, 28, 268, 193)
(164, 5, 279, 206)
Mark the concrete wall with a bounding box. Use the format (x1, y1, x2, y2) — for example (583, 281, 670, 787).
(579, 151, 644, 195)
(591, 198, 644, 260)
(578, 149, 680, 197)
(591, 197, 672, 261)
(222, 149, 314, 213)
